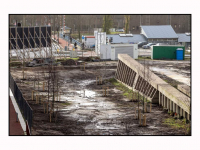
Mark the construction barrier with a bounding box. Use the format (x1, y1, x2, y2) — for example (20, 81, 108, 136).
(9, 73, 33, 134)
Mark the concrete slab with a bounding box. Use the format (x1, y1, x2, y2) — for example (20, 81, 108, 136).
(177, 84, 191, 97)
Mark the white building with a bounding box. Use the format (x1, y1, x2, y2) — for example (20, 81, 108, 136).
(94, 31, 106, 55)
(100, 44, 138, 60)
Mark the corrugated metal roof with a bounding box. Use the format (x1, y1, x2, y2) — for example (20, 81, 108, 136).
(141, 25, 178, 39)
(177, 33, 191, 42)
(106, 34, 147, 44)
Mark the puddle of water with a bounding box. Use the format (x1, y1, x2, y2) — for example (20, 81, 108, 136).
(76, 90, 97, 98)
(94, 120, 122, 130)
(80, 103, 95, 106)
(61, 104, 80, 111)
(59, 96, 74, 101)
(112, 88, 122, 93)
(148, 126, 158, 129)
(79, 80, 95, 86)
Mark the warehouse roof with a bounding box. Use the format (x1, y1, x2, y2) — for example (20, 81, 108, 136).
(141, 25, 178, 39)
(177, 33, 191, 42)
(106, 34, 147, 44)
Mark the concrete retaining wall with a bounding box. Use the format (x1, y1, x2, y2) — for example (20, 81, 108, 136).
(115, 54, 191, 120)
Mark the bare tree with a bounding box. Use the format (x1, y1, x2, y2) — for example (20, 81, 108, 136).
(136, 58, 154, 114)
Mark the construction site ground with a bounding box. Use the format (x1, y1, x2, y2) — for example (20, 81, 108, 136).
(10, 59, 191, 135)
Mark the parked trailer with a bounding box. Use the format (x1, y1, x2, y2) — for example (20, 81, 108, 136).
(111, 44, 138, 60)
(151, 45, 185, 60)
(100, 44, 138, 60)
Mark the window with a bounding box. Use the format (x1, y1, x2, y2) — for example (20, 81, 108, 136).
(132, 26, 135, 30)
(175, 24, 177, 28)
(179, 25, 181, 28)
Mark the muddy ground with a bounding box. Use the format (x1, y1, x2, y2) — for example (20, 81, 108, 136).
(138, 60, 191, 77)
(10, 60, 190, 135)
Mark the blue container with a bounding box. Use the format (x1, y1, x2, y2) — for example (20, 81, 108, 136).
(176, 48, 184, 60)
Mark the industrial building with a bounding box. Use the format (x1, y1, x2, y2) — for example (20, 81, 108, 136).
(140, 25, 179, 44)
(177, 33, 191, 49)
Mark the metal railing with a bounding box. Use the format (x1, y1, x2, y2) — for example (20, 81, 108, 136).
(60, 33, 82, 47)
(9, 73, 33, 133)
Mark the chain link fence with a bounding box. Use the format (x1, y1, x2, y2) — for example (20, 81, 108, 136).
(9, 73, 33, 133)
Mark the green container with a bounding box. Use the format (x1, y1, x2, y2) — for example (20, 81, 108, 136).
(152, 45, 185, 60)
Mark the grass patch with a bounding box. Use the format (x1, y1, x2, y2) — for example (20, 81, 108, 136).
(184, 57, 190, 61)
(108, 78, 149, 102)
(185, 51, 190, 55)
(24, 82, 32, 85)
(163, 79, 178, 88)
(61, 101, 71, 106)
(56, 57, 79, 62)
(10, 58, 18, 61)
(136, 56, 151, 60)
(163, 118, 191, 135)
(9, 62, 22, 67)
(108, 78, 133, 100)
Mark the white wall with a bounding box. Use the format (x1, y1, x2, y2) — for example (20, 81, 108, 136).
(110, 44, 138, 60)
(100, 44, 111, 59)
(85, 38, 95, 47)
(94, 31, 106, 55)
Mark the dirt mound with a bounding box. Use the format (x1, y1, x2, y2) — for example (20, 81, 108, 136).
(79, 57, 100, 62)
(61, 59, 77, 65)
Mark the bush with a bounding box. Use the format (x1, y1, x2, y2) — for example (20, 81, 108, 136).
(9, 62, 22, 67)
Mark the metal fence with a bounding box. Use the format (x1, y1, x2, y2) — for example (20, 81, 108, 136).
(60, 34, 82, 47)
(9, 73, 33, 133)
